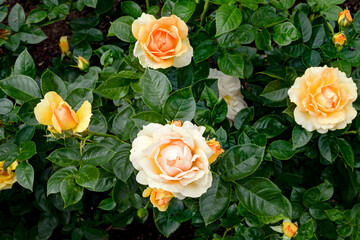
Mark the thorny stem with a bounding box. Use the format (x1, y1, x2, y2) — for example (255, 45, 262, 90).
(146, 0, 150, 10)
(200, 0, 210, 27)
(342, 130, 357, 135)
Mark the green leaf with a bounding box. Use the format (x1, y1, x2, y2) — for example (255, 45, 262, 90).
(95, 75, 131, 100)
(303, 49, 321, 67)
(211, 99, 228, 123)
(325, 209, 345, 223)
(47, 148, 81, 167)
(173, 0, 196, 22)
(112, 106, 136, 140)
(354, 11, 360, 34)
(112, 176, 138, 203)
(292, 125, 313, 149)
(0, 75, 41, 101)
(26, 9, 47, 24)
(218, 52, 244, 78)
(131, 111, 165, 129)
(318, 133, 339, 163)
(66, 88, 93, 111)
(98, 198, 116, 211)
(154, 200, 183, 237)
(244, 227, 265, 240)
(321, 5, 342, 21)
(18, 28, 48, 44)
(273, 22, 301, 46)
(337, 138, 354, 169)
(234, 107, 254, 130)
(111, 16, 136, 43)
(216, 3, 242, 36)
(84, 0, 98, 8)
(14, 49, 36, 79)
(47, 166, 78, 195)
(260, 80, 289, 102)
(60, 176, 84, 207)
(337, 224, 353, 237)
(255, 30, 272, 51)
(121, 1, 142, 18)
(161, 0, 175, 17)
(268, 140, 297, 160)
(139, 69, 172, 113)
(200, 175, 231, 225)
(163, 87, 196, 121)
(269, 0, 295, 9)
(309, 25, 325, 49)
(251, 5, 286, 28)
(75, 165, 100, 189)
(0, 6, 8, 23)
(15, 161, 34, 191)
(18, 141, 36, 161)
(217, 144, 264, 181)
(8, 3, 25, 32)
(16, 98, 40, 125)
(41, 69, 67, 99)
(302, 180, 334, 208)
(0, 98, 13, 114)
(218, 24, 256, 48)
(111, 144, 134, 182)
(296, 218, 315, 240)
(235, 177, 292, 218)
(193, 40, 218, 64)
(201, 85, 218, 109)
(82, 146, 115, 166)
(254, 116, 287, 138)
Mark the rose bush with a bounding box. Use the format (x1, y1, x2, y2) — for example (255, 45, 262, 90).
(1, 0, 360, 239)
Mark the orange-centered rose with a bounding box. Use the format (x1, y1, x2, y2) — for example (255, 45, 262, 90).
(132, 13, 193, 69)
(143, 187, 174, 211)
(0, 160, 18, 190)
(288, 66, 357, 133)
(130, 121, 214, 199)
(34, 91, 92, 134)
(332, 32, 347, 47)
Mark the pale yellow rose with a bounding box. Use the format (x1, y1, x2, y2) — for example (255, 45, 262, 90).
(209, 68, 247, 121)
(0, 161, 18, 190)
(288, 66, 357, 133)
(142, 187, 174, 212)
(130, 121, 214, 199)
(34, 91, 92, 134)
(132, 13, 193, 69)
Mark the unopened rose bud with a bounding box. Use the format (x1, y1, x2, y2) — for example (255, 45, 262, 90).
(332, 32, 347, 50)
(59, 36, 70, 55)
(0, 29, 10, 40)
(283, 222, 298, 238)
(77, 56, 90, 71)
(207, 138, 224, 165)
(338, 9, 353, 28)
(137, 208, 148, 218)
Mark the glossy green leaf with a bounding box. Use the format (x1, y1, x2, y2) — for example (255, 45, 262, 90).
(14, 49, 36, 79)
(218, 52, 244, 78)
(337, 138, 354, 169)
(0, 75, 41, 101)
(41, 69, 67, 99)
(8, 3, 25, 32)
(273, 22, 301, 46)
(261, 80, 289, 102)
(98, 198, 116, 211)
(173, 0, 196, 22)
(217, 144, 264, 181)
(215, 3, 242, 36)
(47, 166, 78, 195)
(292, 125, 313, 149)
(18, 141, 36, 161)
(112, 106, 136, 140)
(163, 87, 196, 121)
(200, 175, 231, 225)
(26, 9, 47, 24)
(82, 146, 115, 166)
(75, 165, 100, 189)
(254, 116, 287, 138)
(318, 133, 339, 163)
(15, 161, 34, 191)
(268, 140, 296, 160)
(47, 148, 81, 167)
(111, 16, 136, 43)
(111, 144, 133, 182)
(60, 176, 84, 207)
(121, 1, 141, 18)
(211, 99, 228, 123)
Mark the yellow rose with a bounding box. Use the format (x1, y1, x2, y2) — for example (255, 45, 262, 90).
(0, 161, 18, 190)
(142, 187, 174, 212)
(288, 66, 357, 133)
(206, 138, 224, 165)
(34, 91, 92, 134)
(130, 121, 214, 199)
(132, 13, 193, 69)
(338, 9, 352, 28)
(59, 36, 70, 55)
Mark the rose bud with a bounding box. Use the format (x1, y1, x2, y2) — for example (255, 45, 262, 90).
(338, 9, 353, 28)
(77, 56, 90, 71)
(142, 187, 174, 212)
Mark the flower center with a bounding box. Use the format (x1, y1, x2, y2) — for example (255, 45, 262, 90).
(316, 87, 338, 109)
(54, 103, 78, 131)
(148, 29, 177, 57)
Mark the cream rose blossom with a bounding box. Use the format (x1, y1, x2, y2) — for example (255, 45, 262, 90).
(130, 121, 215, 199)
(132, 13, 193, 69)
(209, 68, 247, 121)
(288, 66, 357, 133)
